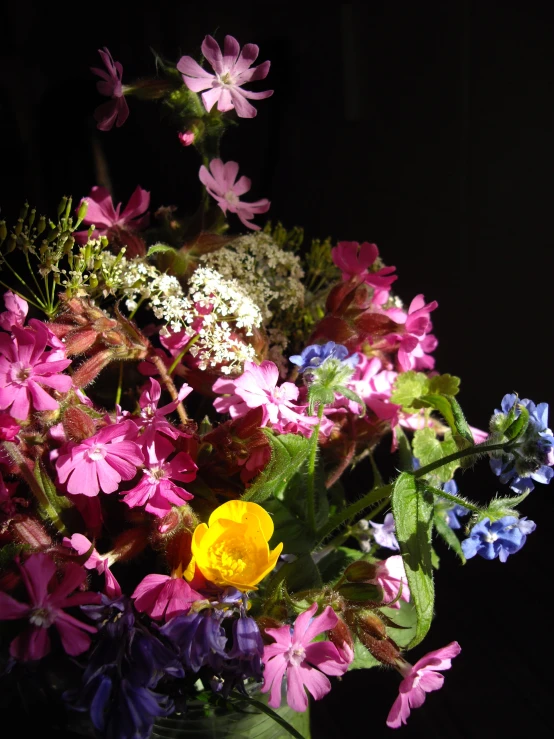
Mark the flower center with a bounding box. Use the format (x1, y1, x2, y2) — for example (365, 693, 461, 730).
(10, 363, 33, 384)
(484, 532, 498, 543)
(29, 606, 56, 628)
(284, 645, 306, 667)
(207, 537, 250, 581)
(87, 445, 107, 461)
(224, 190, 240, 208)
(219, 72, 234, 86)
(148, 466, 167, 481)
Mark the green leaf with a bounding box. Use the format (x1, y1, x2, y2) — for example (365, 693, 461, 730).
(427, 374, 461, 396)
(337, 582, 383, 603)
(316, 546, 361, 584)
(228, 693, 307, 739)
(395, 426, 415, 472)
(391, 473, 435, 648)
(433, 512, 466, 563)
(390, 371, 429, 409)
(242, 432, 311, 503)
(414, 394, 474, 448)
(263, 498, 316, 555)
(284, 464, 329, 530)
(273, 554, 322, 594)
(348, 638, 380, 670)
(484, 491, 530, 520)
(146, 242, 175, 257)
(381, 600, 418, 647)
(413, 427, 459, 483)
(504, 406, 530, 441)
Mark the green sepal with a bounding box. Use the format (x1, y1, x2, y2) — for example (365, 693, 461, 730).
(337, 582, 383, 603)
(504, 405, 530, 441)
(414, 394, 474, 448)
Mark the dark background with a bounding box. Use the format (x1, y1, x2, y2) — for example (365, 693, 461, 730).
(1, 2, 553, 737)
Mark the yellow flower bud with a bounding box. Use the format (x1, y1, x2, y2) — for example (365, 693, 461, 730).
(190, 500, 283, 592)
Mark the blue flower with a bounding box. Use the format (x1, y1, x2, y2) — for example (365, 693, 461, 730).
(440, 479, 469, 530)
(289, 342, 359, 373)
(490, 395, 554, 493)
(160, 609, 228, 673)
(461, 516, 535, 563)
(369, 512, 400, 551)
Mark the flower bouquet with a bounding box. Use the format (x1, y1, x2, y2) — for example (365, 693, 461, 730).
(0, 32, 552, 739)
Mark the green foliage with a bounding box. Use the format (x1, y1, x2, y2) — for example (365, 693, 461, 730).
(427, 374, 460, 396)
(241, 432, 311, 503)
(348, 639, 380, 670)
(275, 554, 322, 593)
(263, 221, 304, 252)
(414, 394, 474, 448)
(284, 464, 329, 531)
(433, 512, 466, 563)
(263, 498, 316, 555)
(0, 542, 28, 571)
(337, 582, 383, 603)
(390, 371, 429, 409)
(391, 473, 435, 648)
(381, 600, 418, 647)
(316, 546, 362, 584)
(482, 492, 530, 521)
(413, 428, 459, 483)
(395, 426, 415, 472)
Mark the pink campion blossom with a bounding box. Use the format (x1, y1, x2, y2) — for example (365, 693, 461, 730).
(386, 295, 438, 372)
(91, 47, 129, 131)
(62, 533, 121, 599)
(0, 552, 100, 661)
(136, 378, 193, 448)
(0, 412, 20, 441)
(132, 573, 202, 622)
(332, 241, 397, 293)
(371, 555, 410, 609)
(261, 603, 351, 712)
(74, 185, 150, 251)
(199, 159, 270, 230)
(0, 324, 72, 420)
(0, 291, 28, 331)
(121, 437, 196, 518)
(178, 130, 195, 146)
(387, 641, 461, 728)
(56, 420, 144, 496)
(177, 35, 273, 119)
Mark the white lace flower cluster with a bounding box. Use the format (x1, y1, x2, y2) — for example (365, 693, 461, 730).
(200, 232, 305, 321)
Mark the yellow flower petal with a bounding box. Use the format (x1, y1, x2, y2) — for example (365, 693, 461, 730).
(208, 500, 274, 542)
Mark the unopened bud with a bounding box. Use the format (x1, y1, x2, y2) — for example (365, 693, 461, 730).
(14, 219, 23, 237)
(258, 616, 284, 644)
(0, 220, 7, 244)
(338, 582, 383, 603)
(357, 609, 388, 639)
(63, 406, 96, 441)
(37, 215, 46, 235)
(28, 208, 36, 229)
(357, 631, 401, 667)
(57, 197, 68, 218)
(328, 615, 354, 656)
(6, 234, 17, 253)
(178, 130, 196, 147)
(12, 516, 52, 549)
(344, 560, 377, 582)
(111, 526, 149, 562)
(72, 349, 113, 387)
(77, 199, 89, 223)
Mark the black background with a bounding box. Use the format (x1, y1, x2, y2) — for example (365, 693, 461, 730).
(1, 2, 553, 737)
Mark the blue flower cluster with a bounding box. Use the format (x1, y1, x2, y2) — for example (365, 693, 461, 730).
(461, 516, 536, 563)
(490, 394, 554, 493)
(289, 341, 359, 373)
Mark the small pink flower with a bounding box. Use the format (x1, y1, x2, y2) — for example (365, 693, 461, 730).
(121, 437, 196, 518)
(178, 130, 195, 146)
(199, 159, 270, 230)
(386, 295, 438, 372)
(0, 324, 72, 420)
(0, 291, 28, 331)
(132, 573, 202, 622)
(0, 552, 100, 661)
(62, 533, 121, 599)
(0, 412, 20, 441)
(261, 603, 351, 712)
(332, 241, 397, 292)
(136, 378, 192, 448)
(74, 185, 150, 250)
(371, 555, 410, 609)
(91, 47, 129, 131)
(177, 35, 273, 119)
(387, 641, 461, 728)
(56, 420, 144, 496)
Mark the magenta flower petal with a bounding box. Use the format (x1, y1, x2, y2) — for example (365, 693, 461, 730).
(304, 641, 346, 676)
(55, 611, 95, 656)
(10, 625, 51, 661)
(0, 592, 31, 619)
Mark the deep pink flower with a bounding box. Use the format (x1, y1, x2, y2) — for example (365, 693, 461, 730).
(199, 159, 270, 230)
(0, 291, 28, 331)
(74, 185, 150, 248)
(177, 35, 273, 119)
(121, 437, 196, 517)
(0, 412, 20, 441)
(178, 130, 195, 146)
(132, 573, 202, 622)
(332, 241, 397, 292)
(0, 324, 72, 420)
(387, 641, 461, 728)
(136, 378, 192, 448)
(371, 555, 410, 609)
(385, 295, 438, 372)
(0, 552, 100, 661)
(261, 603, 351, 712)
(56, 420, 144, 496)
(62, 533, 121, 599)
(91, 47, 129, 131)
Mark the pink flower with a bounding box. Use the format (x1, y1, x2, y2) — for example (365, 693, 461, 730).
(0, 552, 100, 661)
(74, 185, 150, 250)
(62, 533, 121, 599)
(177, 35, 273, 119)
(56, 420, 144, 496)
(261, 603, 351, 712)
(332, 241, 397, 292)
(0, 324, 72, 420)
(91, 47, 129, 131)
(387, 641, 461, 728)
(178, 130, 195, 146)
(371, 555, 410, 609)
(132, 573, 202, 622)
(386, 295, 438, 372)
(0, 412, 20, 441)
(121, 437, 196, 518)
(136, 378, 192, 448)
(0, 291, 28, 331)
(199, 159, 270, 230)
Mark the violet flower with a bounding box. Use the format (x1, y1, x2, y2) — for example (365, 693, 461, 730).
(369, 512, 400, 551)
(461, 516, 534, 562)
(91, 47, 129, 131)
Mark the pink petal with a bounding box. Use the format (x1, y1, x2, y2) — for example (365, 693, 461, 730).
(0, 591, 30, 619)
(6, 387, 30, 420)
(67, 458, 100, 496)
(304, 641, 347, 676)
(296, 663, 331, 702)
(55, 612, 94, 655)
(414, 641, 461, 672)
(298, 605, 338, 645)
(19, 553, 56, 606)
(94, 457, 122, 494)
(27, 381, 60, 411)
(177, 55, 214, 80)
(94, 100, 120, 131)
(82, 186, 118, 226)
(261, 655, 287, 708)
(285, 664, 309, 712)
(50, 562, 87, 605)
(10, 626, 50, 661)
(121, 185, 150, 222)
(215, 88, 234, 113)
(228, 89, 257, 118)
(418, 671, 445, 693)
(221, 35, 241, 70)
(222, 161, 240, 190)
(235, 58, 269, 83)
(386, 692, 411, 729)
(202, 35, 224, 74)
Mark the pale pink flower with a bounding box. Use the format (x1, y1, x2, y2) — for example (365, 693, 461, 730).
(74, 185, 150, 250)
(199, 159, 270, 230)
(132, 573, 202, 622)
(91, 47, 129, 131)
(177, 35, 273, 119)
(0, 291, 28, 331)
(261, 603, 351, 712)
(62, 533, 121, 599)
(56, 420, 144, 496)
(387, 641, 461, 728)
(121, 437, 196, 518)
(332, 241, 397, 292)
(0, 324, 72, 420)
(371, 555, 410, 609)
(0, 552, 100, 661)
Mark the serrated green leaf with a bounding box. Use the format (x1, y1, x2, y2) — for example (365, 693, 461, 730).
(316, 546, 361, 584)
(390, 371, 429, 409)
(242, 432, 311, 503)
(263, 498, 316, 555)
(381, 600, 418, 647)
(395, 426, 415, 472)
(276, 553, 322, 593)
(146, 242, 175, 257)
(415, 394, 474, 448)
(413, 427, 459, 483)
(433, 512, 466, 563)
(391, 473, 435, 648)
(348, 638, 380, 670)
(431, 546, 440, 569)
(427, 374, 461, 396)
(484, 491, 530, 520)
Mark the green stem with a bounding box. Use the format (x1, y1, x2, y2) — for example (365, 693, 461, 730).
(306, 404, 325, 531)
(413, 441, 511, 479)
(24, 250, 47, 304)
(168, 335, 199, 375)
(423, 484, 482, 514)
(1, 261, 45, 307)
(128, 296, 145, 321)
(115, 362, 124, 406)
(0, 280, 44, 311)
(316, 483, 392, 544)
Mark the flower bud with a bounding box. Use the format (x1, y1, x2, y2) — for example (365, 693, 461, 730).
(12, 516, 52, 549)
(72, 349, 114, 388)
(0, 220, 7, 244)
(338, 582, 383, 603)
(356, 609, 388, 639)
(77, 199, 89, 223)
(344, 560, 377, 582)
(62, 406, 96, 441)
(178, 130, 196, 147)
(257, 616, 284, 644)
(64, 328, 98, 356)
(111, 526, 150, 562)
(328, 615, 354, 659)
(357, 631, 401, 667)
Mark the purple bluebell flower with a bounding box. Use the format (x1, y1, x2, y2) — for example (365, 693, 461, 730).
(289, 342, 359, 373)
(461, 516, 535, 563)
(160, 609, 228, 673)
(369, 512, 400, 551)
(490, 395, 554, 493)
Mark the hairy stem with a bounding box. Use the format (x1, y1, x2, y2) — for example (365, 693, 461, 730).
(151, 353, 189, 424)
(306, 404, 325, 531)
(316, 483, 392, 544)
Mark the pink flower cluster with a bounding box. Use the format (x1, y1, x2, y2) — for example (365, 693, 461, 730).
(91, 47, 129, 131)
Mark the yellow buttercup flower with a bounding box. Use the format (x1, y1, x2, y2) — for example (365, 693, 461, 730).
(191, 500, 283, 592)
